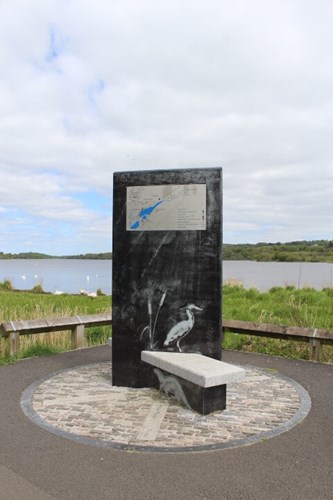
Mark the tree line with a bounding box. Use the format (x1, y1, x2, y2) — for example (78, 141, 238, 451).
(0, 251, 112, 260)
(1, 241, 332, 262)
(223, 240, 333, 262)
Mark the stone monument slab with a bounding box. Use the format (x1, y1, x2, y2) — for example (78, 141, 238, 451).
(112, 168, 222, 387)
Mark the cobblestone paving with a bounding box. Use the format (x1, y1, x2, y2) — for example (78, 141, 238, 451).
(26, 362, 311, 452)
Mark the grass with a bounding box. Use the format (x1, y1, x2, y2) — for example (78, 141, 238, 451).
(0, 285, 332, 364)
(222, 284, 333, 363)
(20, 343, 61, 358)
(0, 289, 111, 363)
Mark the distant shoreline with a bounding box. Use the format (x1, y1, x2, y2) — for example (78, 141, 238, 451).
(0, 252, 112, 260)
(0, 239, 332, 262)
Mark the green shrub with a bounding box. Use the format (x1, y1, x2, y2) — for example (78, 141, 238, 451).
(0, 279, 13, 290)
(21, 344, 60, 358)
(85, 326, 111, 345)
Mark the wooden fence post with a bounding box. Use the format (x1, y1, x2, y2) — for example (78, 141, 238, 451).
(10, 331, 19, 357)
(309, 338, 321, 362)
(71, 325, 84, 350)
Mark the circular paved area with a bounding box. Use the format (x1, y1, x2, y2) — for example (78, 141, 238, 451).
(21, 361, 311, 453)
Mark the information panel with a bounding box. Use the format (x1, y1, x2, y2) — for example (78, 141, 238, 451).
(126, 184, 206, 231)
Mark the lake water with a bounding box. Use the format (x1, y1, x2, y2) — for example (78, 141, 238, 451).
(223, 261, 333, 291)
(0, 259, 332, 294)
(0, 259, 112, 295)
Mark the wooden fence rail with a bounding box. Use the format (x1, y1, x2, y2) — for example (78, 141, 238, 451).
(0, 313, 112, 356)
(222, 319, 333, 362)
(0, 313, 332, 362)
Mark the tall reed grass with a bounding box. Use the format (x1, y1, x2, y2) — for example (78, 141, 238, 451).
(0, 285, 332, 364)
(222, 284, 333, 363)
(0, 290, 111, 362)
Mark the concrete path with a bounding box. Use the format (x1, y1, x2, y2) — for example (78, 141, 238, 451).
(0, 346, 332, 500)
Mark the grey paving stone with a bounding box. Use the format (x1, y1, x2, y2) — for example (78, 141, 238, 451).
(21, 362, 311, 453)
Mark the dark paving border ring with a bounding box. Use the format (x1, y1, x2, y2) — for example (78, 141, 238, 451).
(21, 362, 311, 453)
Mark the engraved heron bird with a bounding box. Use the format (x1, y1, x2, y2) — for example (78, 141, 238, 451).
(163, 304, 203, 352)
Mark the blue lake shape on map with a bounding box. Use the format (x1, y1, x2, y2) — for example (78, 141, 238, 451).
(130, 200, 164, 229)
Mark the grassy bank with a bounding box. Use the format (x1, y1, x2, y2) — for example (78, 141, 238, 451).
(0, 290, 111, 363)
(0, 285, 332, 364)
(222, 284, 333, 363)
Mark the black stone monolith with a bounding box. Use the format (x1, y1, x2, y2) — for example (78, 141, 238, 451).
(112, 168, 222, 387)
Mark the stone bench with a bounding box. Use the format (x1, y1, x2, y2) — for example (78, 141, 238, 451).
(141, 351, 246, 415)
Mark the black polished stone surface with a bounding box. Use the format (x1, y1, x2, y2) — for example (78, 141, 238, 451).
(112, 168, 222, 387)
(148, 365, 227, 415)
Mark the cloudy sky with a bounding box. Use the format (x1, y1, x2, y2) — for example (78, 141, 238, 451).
(1, 0, 332, 255)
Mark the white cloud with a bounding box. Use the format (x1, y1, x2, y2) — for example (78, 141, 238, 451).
(0, 0, 332, 252)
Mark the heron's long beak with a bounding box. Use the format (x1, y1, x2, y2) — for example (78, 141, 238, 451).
(190, 304, 203, 312)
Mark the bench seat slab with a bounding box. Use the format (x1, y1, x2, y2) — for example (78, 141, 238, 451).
(141, 351, 245, 387)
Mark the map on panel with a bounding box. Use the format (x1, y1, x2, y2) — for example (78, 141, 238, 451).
(126, 184, 206, 231)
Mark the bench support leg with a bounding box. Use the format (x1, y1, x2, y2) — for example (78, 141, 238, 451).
(151, 367, 226, 415)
